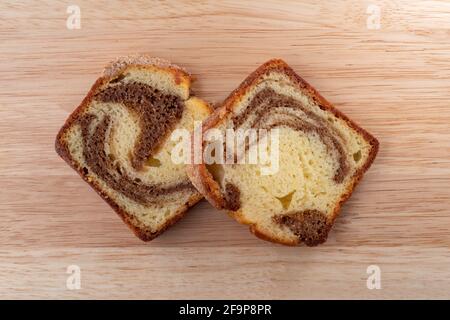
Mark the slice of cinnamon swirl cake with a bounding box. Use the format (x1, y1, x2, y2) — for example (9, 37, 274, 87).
(56, 55, 211, 241)
(187, 59, 378, 246)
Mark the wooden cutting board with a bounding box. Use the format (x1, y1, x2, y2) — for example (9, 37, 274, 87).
(1, 0, 449, 299)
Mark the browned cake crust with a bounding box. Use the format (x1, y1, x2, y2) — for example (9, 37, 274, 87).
(56, 57, 206, 241)
(186, 59, 379, 246)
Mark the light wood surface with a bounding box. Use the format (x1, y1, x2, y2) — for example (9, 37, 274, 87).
(1, 0, 450, 299)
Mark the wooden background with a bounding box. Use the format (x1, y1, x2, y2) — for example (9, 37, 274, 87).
(1, 0, 450, 299)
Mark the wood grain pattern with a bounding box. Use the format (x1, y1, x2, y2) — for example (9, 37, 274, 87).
(1, 0, 450, 299)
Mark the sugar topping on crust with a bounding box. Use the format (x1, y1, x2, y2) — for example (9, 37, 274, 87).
(103, 54, 189, 78)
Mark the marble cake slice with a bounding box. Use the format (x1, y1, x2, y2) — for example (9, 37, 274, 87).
(56, 55, 211, 241)
(187, 59, 379, 246)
